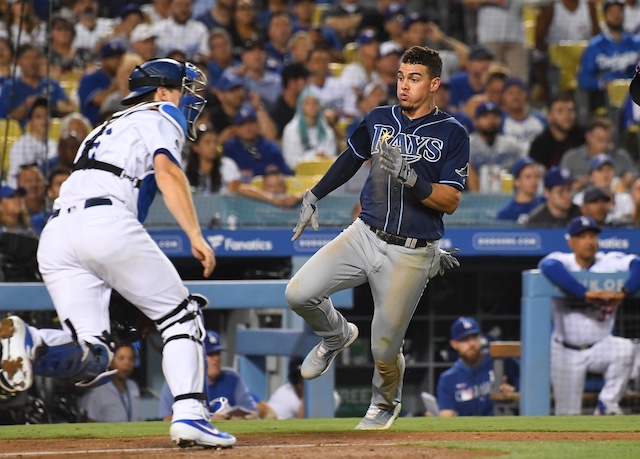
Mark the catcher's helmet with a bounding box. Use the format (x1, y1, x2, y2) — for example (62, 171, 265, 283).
(122, 58, 207, 140)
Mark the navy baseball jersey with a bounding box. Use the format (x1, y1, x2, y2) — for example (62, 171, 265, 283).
(351, 105, 470, 240)
(437, 350, 495, 416)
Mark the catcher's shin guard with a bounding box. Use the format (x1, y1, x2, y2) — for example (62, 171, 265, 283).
(156, 295, 208, 412)
(32, 338, 116, 389)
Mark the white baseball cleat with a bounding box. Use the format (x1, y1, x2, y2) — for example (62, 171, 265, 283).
(301, 322, 359, 380)
(0, 316, 34, 392)
(170, 419, 236, 449)
(355, 403, 402, 430)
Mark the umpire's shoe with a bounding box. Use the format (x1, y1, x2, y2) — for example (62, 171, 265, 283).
(0, 316, 34, 392)
(170, 419, 236, 449)
(301, 322, 359, 380)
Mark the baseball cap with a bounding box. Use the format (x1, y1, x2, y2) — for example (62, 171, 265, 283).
(357, 29, 378, 46)
(603, 0, 625, 12)
(0, 185, 27, 199)
(588, 153, 615, 173)
(403, 12, 429, 31)
(511, 157, 536, 178)
(543, 166, 573, 189)
(99, 39, 126, 59)
(130, 24, 157, 43)
(384, 2, 405, 22)
(120, 3, 143, 20)
(468, 44, 494, 61)
(242, 37, 264, 51)
(204, 330, 225, 354)
(503, 77, 526, 92)
(567, 216, 601, 237)
(450, 317, 481, 341)
(474, 101, 502, 118)
(234, 104, 257, 125)
(379, 40, 404, 58)
(583, 186, 612, 203)
(216, 73, 244, 91)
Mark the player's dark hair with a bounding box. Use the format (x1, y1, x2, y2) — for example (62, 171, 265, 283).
(281, 62, 309, 89)
(547, 94, 574, 111)
(16, 43, 39, 60)
(401, 46, 442, 79)
(185, 126, 223, 193)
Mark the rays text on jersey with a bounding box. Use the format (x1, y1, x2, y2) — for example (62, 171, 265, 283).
(371, 124, 443, 163)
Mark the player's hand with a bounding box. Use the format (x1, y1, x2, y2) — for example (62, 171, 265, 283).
(291, 190, 319, 241)
(438, 248, 460, 276)
(379, 139, 418, 188)
(190, 235, 216, 277)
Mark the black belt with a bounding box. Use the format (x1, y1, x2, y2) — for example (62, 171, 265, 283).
(50, 198, 113, 219)
(555, 338, 596, 351)
(366, 224, 432, 249)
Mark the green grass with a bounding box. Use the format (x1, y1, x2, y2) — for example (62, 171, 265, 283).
(0, 415, 639, 440)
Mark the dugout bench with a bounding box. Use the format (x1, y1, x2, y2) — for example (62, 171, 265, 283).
(0, 280, 352, 418)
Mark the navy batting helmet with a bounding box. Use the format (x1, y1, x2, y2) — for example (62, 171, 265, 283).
(122, 58, 207, 140)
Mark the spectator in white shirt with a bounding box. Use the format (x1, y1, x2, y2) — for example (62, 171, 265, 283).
(141, 0, 171, 24)
(8, 97, 57, 187)
(72, 0, 115, 55)
(340, 29, 381, 117)
(153, 0, 209, 58)
(282, 86, 338, 171)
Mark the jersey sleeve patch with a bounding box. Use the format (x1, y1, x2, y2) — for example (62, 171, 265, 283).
(159, 103, 187, 139)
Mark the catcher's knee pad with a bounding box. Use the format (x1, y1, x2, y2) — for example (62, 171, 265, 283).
(155, 295, 206, 348)
(33, 337, 115, 389)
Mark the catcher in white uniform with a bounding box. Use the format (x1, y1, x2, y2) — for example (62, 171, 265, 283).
(0, 58, 235, 448)
(539, 216, 640, 415)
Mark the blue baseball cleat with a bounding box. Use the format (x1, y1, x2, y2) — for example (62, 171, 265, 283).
(0, 316, 34, 392)
(170, 419, 236, 449)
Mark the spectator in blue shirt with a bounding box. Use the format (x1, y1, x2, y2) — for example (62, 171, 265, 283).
(577, 0, 640, 113)
(449, 44, 494, 112)
(159, 330, 258, 421)
(0, 44, 73, 128)
(437, 317, 517, 417)
(77, 39, 126, 126)
(496, 157, 545, 223)
(264, 11, 293, 74)
(223, 104, 291, 181)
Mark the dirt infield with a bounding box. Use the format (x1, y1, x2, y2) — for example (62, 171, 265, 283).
(2, 431, 640, 459)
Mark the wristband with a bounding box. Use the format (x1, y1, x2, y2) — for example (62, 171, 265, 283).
(410, 175, 433, 201)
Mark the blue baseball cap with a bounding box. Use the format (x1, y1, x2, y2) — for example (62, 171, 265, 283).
(216, 73, 244, 91)
(0, 185, 26, 199)
(384, 2, 405, 21)
(474, 101, 502, 118)
(100, 39, 126, 59)
(451, 317, 481, 341)
(120, 3, 143, 20)
(234, 104, 257, 124)
(357, 29, 378, 46)
(468, 44, 494, 61)
(567, 216, 601, 237)
(588, 153, 615, 173)
(403, 12, 429, 31)
(583, 185, 611, 204)
(204, 330, 225, 354)
(511, 157, 536, 178)
(503, 77, 526, 92)
(543, 166, 573, 189)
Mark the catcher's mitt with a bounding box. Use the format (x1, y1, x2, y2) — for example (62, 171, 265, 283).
(109, 290, 154, 345)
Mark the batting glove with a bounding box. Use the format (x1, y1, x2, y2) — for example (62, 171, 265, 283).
(291, 190, 319, 241)
(379, 139, 417, 188)
(438, 248, 460, 276)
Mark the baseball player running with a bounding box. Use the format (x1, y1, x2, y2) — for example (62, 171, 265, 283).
(0, 58, 235, 448)
(286, 46, 469, 430)
(539, 216, 640, 415)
